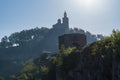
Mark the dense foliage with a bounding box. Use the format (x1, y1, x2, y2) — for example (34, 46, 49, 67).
(0, 27, 49, 48)
(0, 77, 4, 80)
(14, 53, 55, 80)
(14, 30, 120, 80)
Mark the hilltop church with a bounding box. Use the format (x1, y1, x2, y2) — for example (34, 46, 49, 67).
(54, 12, 87, 49)
(52, 11, 69, 34)
(42, 12, 86, 52)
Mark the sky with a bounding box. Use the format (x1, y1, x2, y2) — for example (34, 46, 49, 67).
(0, 0, 120, 39)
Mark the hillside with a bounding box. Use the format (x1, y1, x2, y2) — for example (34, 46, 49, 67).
(14, 30, 120, 80)
(0, 27, 104, 80)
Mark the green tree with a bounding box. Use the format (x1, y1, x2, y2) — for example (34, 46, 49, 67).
(0, 77, 4, 80)
(0, 36, 12, 48)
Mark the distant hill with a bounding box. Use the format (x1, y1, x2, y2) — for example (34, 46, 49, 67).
(0, 27, 104, 80)
(0, 27, 104, 59)
(0, 12, 104, 79)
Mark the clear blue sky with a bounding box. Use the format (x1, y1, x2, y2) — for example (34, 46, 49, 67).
(0, 0, 120, 39)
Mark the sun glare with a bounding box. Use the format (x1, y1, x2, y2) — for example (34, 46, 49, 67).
(73, 0, 105, 12)
(85, 0, 97, 7)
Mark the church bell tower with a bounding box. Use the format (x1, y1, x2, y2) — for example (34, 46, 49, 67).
(62, 11, 69, 30)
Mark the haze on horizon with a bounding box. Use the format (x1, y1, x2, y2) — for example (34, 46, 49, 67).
(0, 0, 120, 39)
